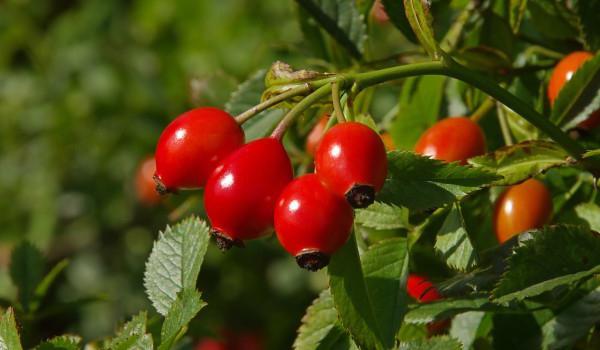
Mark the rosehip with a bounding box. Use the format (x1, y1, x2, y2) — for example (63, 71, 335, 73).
(275, 174, 354, 271)
(305, 114, 329, 157)
(493, 178, 553, 244)
(195, 339, 227, 350)
(548, 51, 593, 106)
(414, 117, 486, 164)
(154, 107, 244, 193)
(315, 122, 387, 208)
(407, 274, 449, 335)
(205, 137, 293, 250)
(135, 156, 161, 206)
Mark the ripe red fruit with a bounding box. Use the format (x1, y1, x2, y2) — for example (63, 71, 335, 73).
(315, 122, 387, 208)
(493, 178, 553, 244)
(414, 117, 486, 164)
(305, 114, 329, 157)
(548, 51, 593, 106)
(205, 137, 293, 250)
(275, 174, 354, 271)
(407, 274, 449, 335)
(154, 107, 244, 193)
(195, 339, 227, 350)
(135, 156, 161, 206)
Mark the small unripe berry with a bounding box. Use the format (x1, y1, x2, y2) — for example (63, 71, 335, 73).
(135, 156, 161, 206)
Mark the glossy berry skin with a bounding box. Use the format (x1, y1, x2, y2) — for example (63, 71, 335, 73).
(494, 179, 552, 244)
(415, 117, 486, 164)
(155, 107, 244, 192)
(305, 114, 329, 157)
(205, 137, 293, 249)
(407, 274, 449, 335)
(275, 174, 354, 271)
(135, 156, 161, 206)
(548, 51, 593, 106)
(315, 122, 387, 208)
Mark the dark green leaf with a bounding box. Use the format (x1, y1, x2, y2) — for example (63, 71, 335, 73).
(378, 151, 500, 211)
(294, 289, 357, 350)
(508, 0, 527, 33)
(355, 202, 410, 230)
(225, 69, 285, 141)
(390, 76, 446, 151)
(405, 298, 491, 324)
(434, 203, 479, 271)
(35, 335, 81, 350)
(31, 259, 69, 313)
(398, 336, 462, 350)
(527, 1, 578, 40)
(144, 216, 210, 316)
(575, 202, 600, 231)
(0, 308, 22, 350)
(356, 0, 376, 18)
(576, 0, 600, 51)
(551, 53, 600, 128)
(468, 141, 569, 186)
(158, 289, 206, 350)
(10, 241, 44, 312)
(380, 0, 417, 42)
(403, 0, 440, 59)
(104, 312, 153, 350)
(541, 283, 600, 349)
(493, 225, 600, 303)
(294, 0, 366, 60)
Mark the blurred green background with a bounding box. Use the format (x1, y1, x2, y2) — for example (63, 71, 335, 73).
(0, 0, 328, 348)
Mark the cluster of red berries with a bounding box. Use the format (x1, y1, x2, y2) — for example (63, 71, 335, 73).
(152, 108, 387, 270)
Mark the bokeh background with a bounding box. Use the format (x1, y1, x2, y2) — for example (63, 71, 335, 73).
(0, 0, 333, 348)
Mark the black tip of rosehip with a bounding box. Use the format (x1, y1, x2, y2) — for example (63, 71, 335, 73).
(345, 184, 375, 208)
(210, 228, 245, 251)
(153, 174, 171, 196)
(295, 251, 330, 271)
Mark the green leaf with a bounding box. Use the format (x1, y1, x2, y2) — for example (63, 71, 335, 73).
(0, 308, 22, 350)
(390, 77, 446, 151)
(403, 0, 440, 59)
(354, 113, 378, 131)
(405, 298, 490, 324)
(294, 289, 357, 350)
(575, 202, 600, 231)
(104, 312, 153, 350)
(380, 0, 417, 42)
(541, 283, 600, 349)
(355, 202, 410, 230)
(328, 236, 409, 349)
(576, 0, 600, 51)
(493, 225, 600, 303)
(449, 312, 492, 350)
(356, 0, 376, 18)
(144, 216, 210, 316)
(398, 336, 462, 350)
(159, 289, 206, 350)
(551, 52, 600, 128)
(294, 0, 366, 60)
(31, 259, 69, 313)
(468, 141, 569, 186)
(35, 335, 81, 350)
(508, 0, 527, 33)
(225, 69, 284, 141)
(378, 151, 500, 211)
(434, 203, 479, 271)
(527, 1, 578, 40)
(10, 241, 44, 312)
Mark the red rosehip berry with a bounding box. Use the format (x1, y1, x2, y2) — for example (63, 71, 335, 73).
(548, 51, 593, 106)
(195, 338, 227, 350)
(407, 274, 449, 335)
(205, 137, 293, 250)
(154, 107, 244, 193)
(135, 156, 161, 206)
(314, 122, 388, 208)
(275, 174, 354, 271)
(414, 117, 486, 164)
(305, 114, 329, 157)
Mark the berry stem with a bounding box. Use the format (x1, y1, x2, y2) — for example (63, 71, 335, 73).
(470, 97, 495, 123)
(331, 82, 346, 123)
(271, 84, 332, 140)
(235, 84, 311, 124)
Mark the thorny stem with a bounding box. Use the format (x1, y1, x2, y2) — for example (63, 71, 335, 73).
(331, 82, 346, 123)
(271, 84, 332, 140)
(235, 84, 311, 124)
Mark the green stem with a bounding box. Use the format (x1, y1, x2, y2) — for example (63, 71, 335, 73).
(235, 84, 311, 124)
(331, 82, 346, 123)
(496, 102, 514, 146)
(470, 97, 495, 123)
(271, 84, 332, 140)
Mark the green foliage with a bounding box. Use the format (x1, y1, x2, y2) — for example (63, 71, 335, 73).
(434, 203, 478, 271)
(10, 242, 44, 313)
(355, 202, 410, 230)
(380, 0, 417, 42)
(104, 312, 153, 350)
(159, 289, 206, 350)
(35, 336, 81, 350)
(403, 0, 440, 59)
(397, 336, 462, 350)
(0, 309, 22, 350)
(144, 217, 210, 316)
(405, 298, 491, 324)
